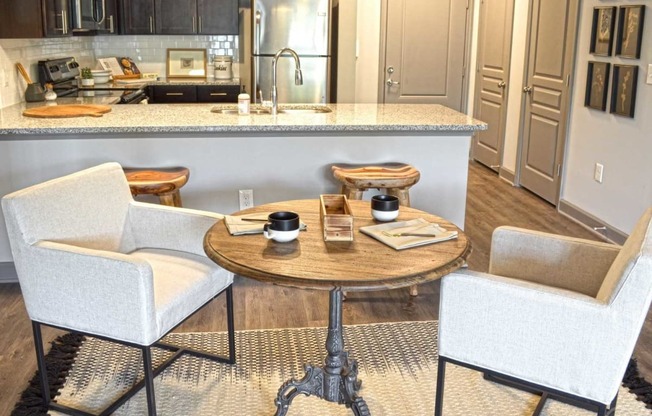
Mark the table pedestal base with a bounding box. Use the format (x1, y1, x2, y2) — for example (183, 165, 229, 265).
(274, 289, 371, 416)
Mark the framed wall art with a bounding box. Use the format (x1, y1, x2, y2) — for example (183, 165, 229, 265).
(585, 61, 610, 111)
(615, 5, 646, 59)
(167, 48, 207, 78)
(610, 64, 638, 118)
(590, 7, 617, 56)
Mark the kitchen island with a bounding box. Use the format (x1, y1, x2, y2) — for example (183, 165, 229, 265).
(0, 103, 486, 280)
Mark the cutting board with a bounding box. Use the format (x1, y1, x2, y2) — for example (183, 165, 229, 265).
(23, 104, 112, 118)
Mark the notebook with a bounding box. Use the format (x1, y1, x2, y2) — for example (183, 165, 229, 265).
(359, 218, 458, 250)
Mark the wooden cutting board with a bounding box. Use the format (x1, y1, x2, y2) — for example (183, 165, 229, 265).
(23, 104, 112, 118)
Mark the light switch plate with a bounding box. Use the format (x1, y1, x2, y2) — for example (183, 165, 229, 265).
(647, 64, 652, 85)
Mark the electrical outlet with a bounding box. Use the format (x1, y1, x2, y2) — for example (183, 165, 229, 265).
(594, 163, 604, 183)
(239, 189, 254, 209)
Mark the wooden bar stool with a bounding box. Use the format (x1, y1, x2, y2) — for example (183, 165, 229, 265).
(331, 163, 421, 296)
(123, 166, 190, 207)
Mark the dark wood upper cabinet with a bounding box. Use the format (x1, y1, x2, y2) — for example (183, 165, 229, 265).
(97, 0, 119, 35)
(198, 0, 238, 35)
(155, 0, 239, 35)
(156, 0, 196, 35)
(121, 0, 156, 34)
(0, 0, 71, 38)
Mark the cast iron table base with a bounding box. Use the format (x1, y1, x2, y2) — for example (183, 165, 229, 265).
(275, 288, 371, 416)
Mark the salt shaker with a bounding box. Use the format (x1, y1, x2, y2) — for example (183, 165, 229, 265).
(238, 93, 250, 115)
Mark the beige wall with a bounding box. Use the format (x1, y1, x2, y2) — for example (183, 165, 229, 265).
(562, 0, 652, 233)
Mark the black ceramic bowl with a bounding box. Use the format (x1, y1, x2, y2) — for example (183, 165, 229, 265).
(371, 195, 400, 211)
(371, 195, 400, 221)
(267, 211, 300, 231)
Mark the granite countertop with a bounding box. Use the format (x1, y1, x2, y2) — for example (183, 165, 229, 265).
(0, 103, 487, 136)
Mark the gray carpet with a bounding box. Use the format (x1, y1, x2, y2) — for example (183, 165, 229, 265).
(51, 321, 649, 415)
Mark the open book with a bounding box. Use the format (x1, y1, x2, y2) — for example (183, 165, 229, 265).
(359, 218, 457, 250)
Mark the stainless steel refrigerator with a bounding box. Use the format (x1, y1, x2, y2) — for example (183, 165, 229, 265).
(252, 0, 331, 104)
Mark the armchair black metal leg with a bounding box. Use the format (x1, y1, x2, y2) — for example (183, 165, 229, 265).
(434, 357, 446, 416)
(533, 392, 549, 416)
(32, 321, 51, 407)
(141, 346, 157, 416)
(226, 285, 236, 364)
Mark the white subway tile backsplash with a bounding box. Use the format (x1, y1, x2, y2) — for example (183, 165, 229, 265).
(1, 34, 240, 108)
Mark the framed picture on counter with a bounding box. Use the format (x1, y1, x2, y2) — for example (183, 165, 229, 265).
(585, 61, 610, 111)
(167, 49, 207, 78)
(590, 6, 616, 56)
(615, 5, 645, 59)
(610, 64, 638, 118)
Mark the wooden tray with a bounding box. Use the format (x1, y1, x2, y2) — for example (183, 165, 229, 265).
(23, 104, 112, 118)
(319, 194, 354, 241)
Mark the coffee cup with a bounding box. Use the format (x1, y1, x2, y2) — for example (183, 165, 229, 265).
(371, 195, 399, 222)
(263, 211, 300, 242)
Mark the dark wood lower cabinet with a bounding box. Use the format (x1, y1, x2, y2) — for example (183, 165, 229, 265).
(196, 85, 240, 103)
(149, 85, 239, 104)
(150, 85, 198, 103)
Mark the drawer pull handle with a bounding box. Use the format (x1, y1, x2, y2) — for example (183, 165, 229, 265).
(210, 93, 228, 96)
(166, 93, 184, 96)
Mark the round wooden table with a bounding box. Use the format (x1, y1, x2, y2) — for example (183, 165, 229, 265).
(204, 199, 470, 416)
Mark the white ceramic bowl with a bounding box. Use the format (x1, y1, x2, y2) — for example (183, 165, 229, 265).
(371, 209, 399, 222)
(91, 70, 111, 84)
(263, 228, 300, 243)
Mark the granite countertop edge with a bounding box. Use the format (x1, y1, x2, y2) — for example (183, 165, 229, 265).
(0, 124, 484, 136)
(0, 103, 487, 136)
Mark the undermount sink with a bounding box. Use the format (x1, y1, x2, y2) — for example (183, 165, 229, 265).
(278, 106, 332, 114)
(211, 105, 332, 115)
(211, 108, 270, 115)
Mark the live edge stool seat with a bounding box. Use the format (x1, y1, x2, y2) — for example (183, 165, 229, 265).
(123, 166, 190, 207)
(331, 163, 421, 296)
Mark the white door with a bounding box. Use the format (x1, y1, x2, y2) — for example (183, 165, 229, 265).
(380, 0, 470, 110)
(519, 0, 579, 204)
(472, 0, 515, 171)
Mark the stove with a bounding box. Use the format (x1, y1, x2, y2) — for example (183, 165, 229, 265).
(38, 57, 148, 104)
(38, 57, 81, 96)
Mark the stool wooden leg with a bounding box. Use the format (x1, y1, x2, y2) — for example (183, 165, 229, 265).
(343, 186, 364, 201)
(158, 190, 182, 207)
(388, 187, 411, 207)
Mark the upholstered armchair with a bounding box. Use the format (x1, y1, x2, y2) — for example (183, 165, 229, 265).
(2, 163, 235, 416)
(435, 208, 652, 416)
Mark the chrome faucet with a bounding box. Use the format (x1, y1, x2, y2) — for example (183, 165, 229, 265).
(271, 47, 303, 115)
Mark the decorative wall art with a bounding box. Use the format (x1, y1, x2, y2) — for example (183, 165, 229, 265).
(585, 61, 610, 111)
(590, 7, 617, 56)
(167, 49, 207, 78)
(610, 64, 638, 118)
(615, 5, 646, 59)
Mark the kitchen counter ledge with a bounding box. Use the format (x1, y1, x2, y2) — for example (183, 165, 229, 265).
(0, 103, 486, 137)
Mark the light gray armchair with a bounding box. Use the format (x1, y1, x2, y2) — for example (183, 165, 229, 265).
(1, 162, 235, 416)
(435, 208, 652, 416)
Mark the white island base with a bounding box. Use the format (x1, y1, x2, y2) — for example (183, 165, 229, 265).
(0, 103, 485, 280)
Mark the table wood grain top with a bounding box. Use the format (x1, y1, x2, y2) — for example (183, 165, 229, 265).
(203, 199, 471, 291)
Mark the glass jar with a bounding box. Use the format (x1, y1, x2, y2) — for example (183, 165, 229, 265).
(214, 56, 233, 80)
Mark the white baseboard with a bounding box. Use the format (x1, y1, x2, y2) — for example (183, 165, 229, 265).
(0, 262, 18, 283)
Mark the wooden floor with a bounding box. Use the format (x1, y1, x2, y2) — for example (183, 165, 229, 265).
(0, 161, 650, 414)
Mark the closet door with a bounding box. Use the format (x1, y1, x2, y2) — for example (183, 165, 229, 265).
(472, 0, 515, 171)
(518, 0, 579, 204)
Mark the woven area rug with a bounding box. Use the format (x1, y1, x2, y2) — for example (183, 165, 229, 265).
(16, 321, 652, 415)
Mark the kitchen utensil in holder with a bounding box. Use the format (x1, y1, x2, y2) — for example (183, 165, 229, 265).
(25, 83, 45, 102)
